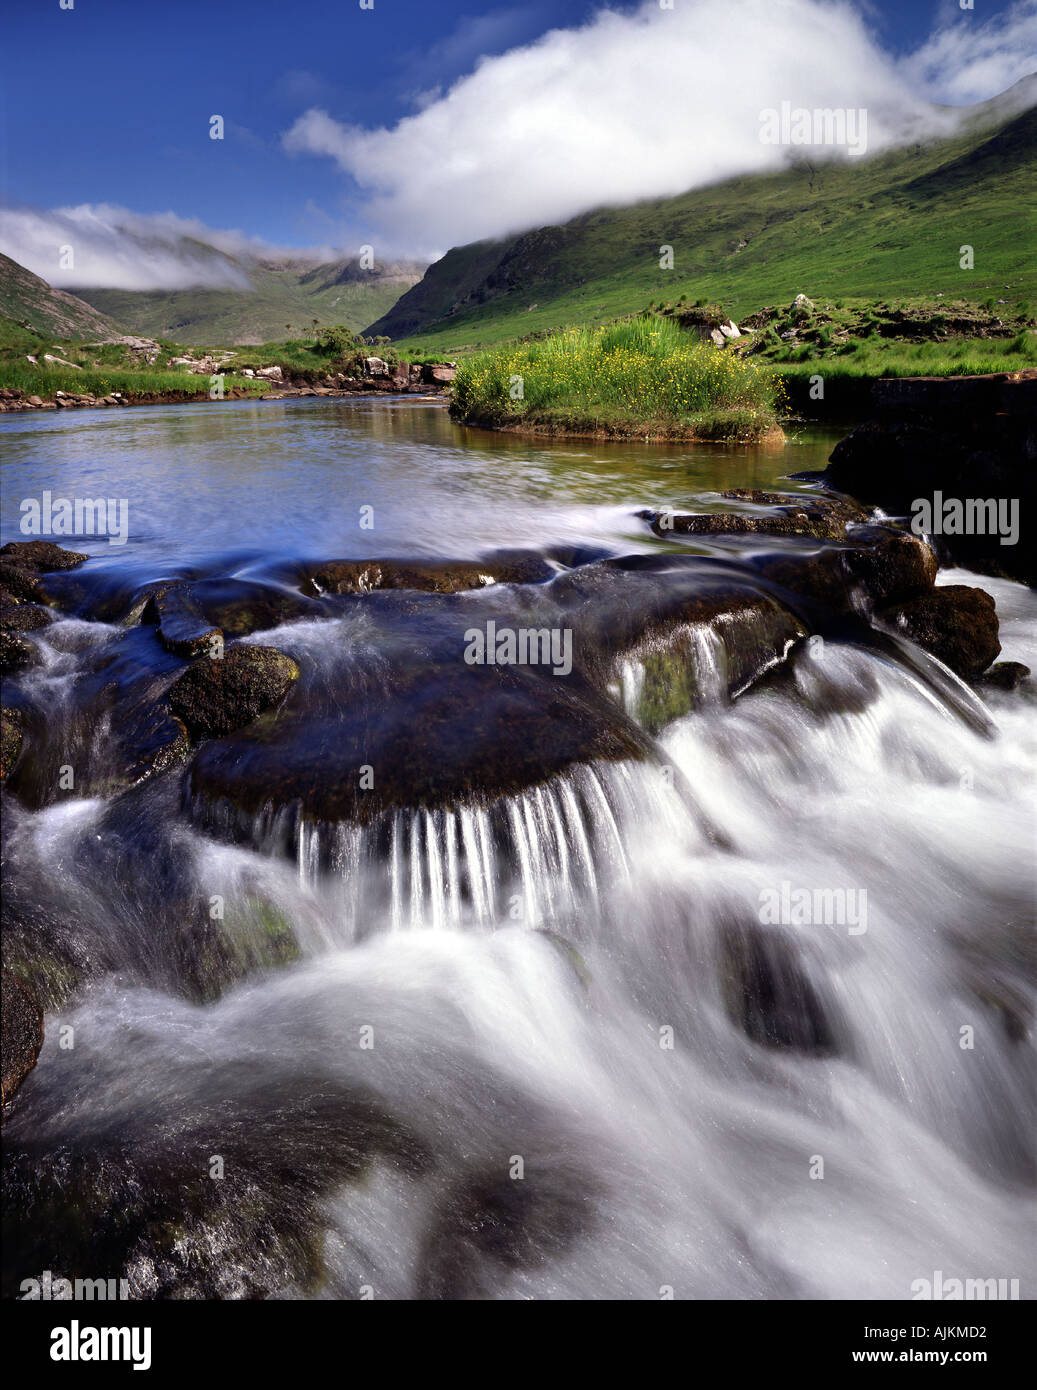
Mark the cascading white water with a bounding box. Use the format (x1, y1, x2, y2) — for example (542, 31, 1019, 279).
(3, 404, 1033, 1301)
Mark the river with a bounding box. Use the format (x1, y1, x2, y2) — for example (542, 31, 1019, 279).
(1, 395, 1034, 1300)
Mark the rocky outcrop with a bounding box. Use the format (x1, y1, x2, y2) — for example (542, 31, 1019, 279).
(168, 646, 300, 739)
(0, 541, 90, 571)
(817, 371, 1036, 584)
(879, 585, 1001, 679)
(1, 973, 44, 1105)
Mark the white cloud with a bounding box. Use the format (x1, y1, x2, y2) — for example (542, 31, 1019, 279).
(283, 0, 1035, 255)
(0, 204, 334, 290)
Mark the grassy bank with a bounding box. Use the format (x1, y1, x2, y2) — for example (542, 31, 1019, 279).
(0, 319, 268, 402)
(0, 317, 448, 403)
(450, 317, 782, 441)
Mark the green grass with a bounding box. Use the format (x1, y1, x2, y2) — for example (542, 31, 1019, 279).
(0, 319, 269, 399)
(450, 316, 782, 439)
(1, 361, 268, 399)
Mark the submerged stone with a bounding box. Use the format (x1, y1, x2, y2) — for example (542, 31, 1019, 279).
(718, 922, 837, 1055)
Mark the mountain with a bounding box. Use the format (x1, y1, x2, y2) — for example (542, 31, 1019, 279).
(367, 78, 1037, 350)
(0, 253, 127, 340)
(71, 253, 426, 346)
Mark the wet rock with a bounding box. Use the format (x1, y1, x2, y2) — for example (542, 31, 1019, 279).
(981, 661, 1031, 692)
(3, 626, 192, 809)
(300, 553, 553, 597)
(640, 490, 866, 542)
(0, 561, 43, 602)
(181, 897, 302, 1004)
(0, 541, 89, 571)
(122, 708, 192, 787)
(0, 598, 53, 633)
(182, 578, 319, 636)
(1, 1070, 430, 1298)
(189, 662, 647, 827)
(819, 374, 1036, 584)
(1, 972, 44, 1105)
(753, 525, 937, 614)
(550, 558, 806, 716)
(1, 707, 24, 780)
(168, 646, 300, 739)
(148, 583, 223, 657)
(0, 629, 37, 673)
(880, 585, 1001, 679)
(719, 922, 836, 1054)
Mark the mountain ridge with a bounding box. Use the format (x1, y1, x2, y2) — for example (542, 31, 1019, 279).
(366, 81, 1037, 349)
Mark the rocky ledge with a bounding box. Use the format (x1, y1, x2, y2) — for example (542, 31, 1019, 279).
(811, 369, 1036, 585)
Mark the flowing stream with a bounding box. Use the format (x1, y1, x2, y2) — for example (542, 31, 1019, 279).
(1, 397, 1034, 1300)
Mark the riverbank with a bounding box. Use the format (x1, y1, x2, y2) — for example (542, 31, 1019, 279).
(0, 317, 459, 412)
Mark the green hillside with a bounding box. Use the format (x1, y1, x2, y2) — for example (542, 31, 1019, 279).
(0, 252, 127, 340)
(73, 255, 425, 346)
(370, 88, 1037, 354)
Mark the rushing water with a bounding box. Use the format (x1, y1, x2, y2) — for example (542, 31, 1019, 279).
(1, 397, 1034, 1300)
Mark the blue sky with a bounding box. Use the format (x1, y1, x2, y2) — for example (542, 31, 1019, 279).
(1, 0, 1033, 276)
(2, 0, 599, 245)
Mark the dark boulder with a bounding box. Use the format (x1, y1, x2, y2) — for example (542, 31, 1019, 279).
(1, 973, 44, 1105)
(188, 662, 647, 828)
(640, 489, 867, 542)
(168, 645, 301, 739)
(753, 525, 937, 614)
(981, 661, 1031, 692)
(180, 577, 319, 636)
(417, 1160, 598, 1299)
(0, 540, 89, 571)
(0, 599, 52, 634)
(147, 583, 223, 657)
(880, 585, 1001, 679)
(818, 372, 1036, 584)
